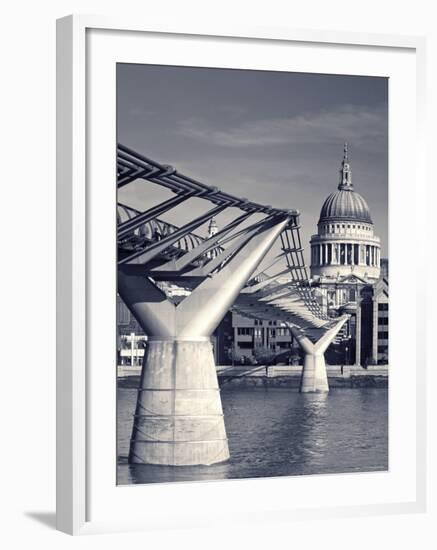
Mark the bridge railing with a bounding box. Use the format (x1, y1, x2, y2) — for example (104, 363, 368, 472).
(117, 203, 223, 264)
(117, 143, 328, 323)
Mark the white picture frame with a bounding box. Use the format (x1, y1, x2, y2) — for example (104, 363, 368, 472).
(56, 14, 427, 535)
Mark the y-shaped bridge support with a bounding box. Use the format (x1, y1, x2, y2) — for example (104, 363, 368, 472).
(118, 216, 290, 466)
(290, 316, 348, 393)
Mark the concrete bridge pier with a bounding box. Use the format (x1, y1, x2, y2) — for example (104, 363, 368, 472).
(118, 215, 290, 465)
(117, 271, 229, 466)
(130, 337, 229, 466)
(290, 317, 348, 393)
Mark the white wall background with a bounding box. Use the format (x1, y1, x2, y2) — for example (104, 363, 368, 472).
(0, 0, 435, 547)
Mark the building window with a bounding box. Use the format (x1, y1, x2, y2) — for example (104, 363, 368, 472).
(378, 303, 389, 311)
(239, 342, 253, 349)
(117, 299, 131, 325)
(349, 289, 356, 302)
(237, 327, 253, 336)
(379, 317, 389, 325)
(378, 332, 389, 340)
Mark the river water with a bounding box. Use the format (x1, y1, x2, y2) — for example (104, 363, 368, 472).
(117, 384, 388, 485)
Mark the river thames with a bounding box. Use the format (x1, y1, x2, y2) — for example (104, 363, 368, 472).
(117, 384, 388, 485)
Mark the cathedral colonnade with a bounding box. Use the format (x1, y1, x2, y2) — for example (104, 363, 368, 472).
(311, 241, 380, 268)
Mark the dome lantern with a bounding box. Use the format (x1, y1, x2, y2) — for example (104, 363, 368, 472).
(338, 142, 353, 190)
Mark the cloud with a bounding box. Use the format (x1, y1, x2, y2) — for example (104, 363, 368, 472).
(177, 104, 387, 150)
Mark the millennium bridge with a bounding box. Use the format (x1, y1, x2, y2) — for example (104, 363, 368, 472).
(117, 144, 348, 466)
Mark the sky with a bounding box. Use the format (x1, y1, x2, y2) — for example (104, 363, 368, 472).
(117, 64, 388, 262)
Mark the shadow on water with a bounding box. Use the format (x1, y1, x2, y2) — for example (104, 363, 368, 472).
(118, 387, 388, 485)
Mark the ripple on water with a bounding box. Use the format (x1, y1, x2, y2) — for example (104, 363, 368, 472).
(117, 386, 388, 485)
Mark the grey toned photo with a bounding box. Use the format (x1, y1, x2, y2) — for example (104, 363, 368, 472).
(116, 63, 388, 485)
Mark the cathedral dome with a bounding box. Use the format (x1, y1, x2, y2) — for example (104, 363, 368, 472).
(318, 143, 372, 225)
(310, 143, 381, 284)
(319, 188, 372, 224)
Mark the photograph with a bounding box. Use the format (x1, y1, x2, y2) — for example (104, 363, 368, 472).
(1, 0, 431, 544)
(116, 63, 389, 485)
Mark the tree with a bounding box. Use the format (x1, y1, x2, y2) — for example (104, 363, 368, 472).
(253, 346, 276, 365)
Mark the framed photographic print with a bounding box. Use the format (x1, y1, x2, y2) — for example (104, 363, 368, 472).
(56, 15, 426, 535)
